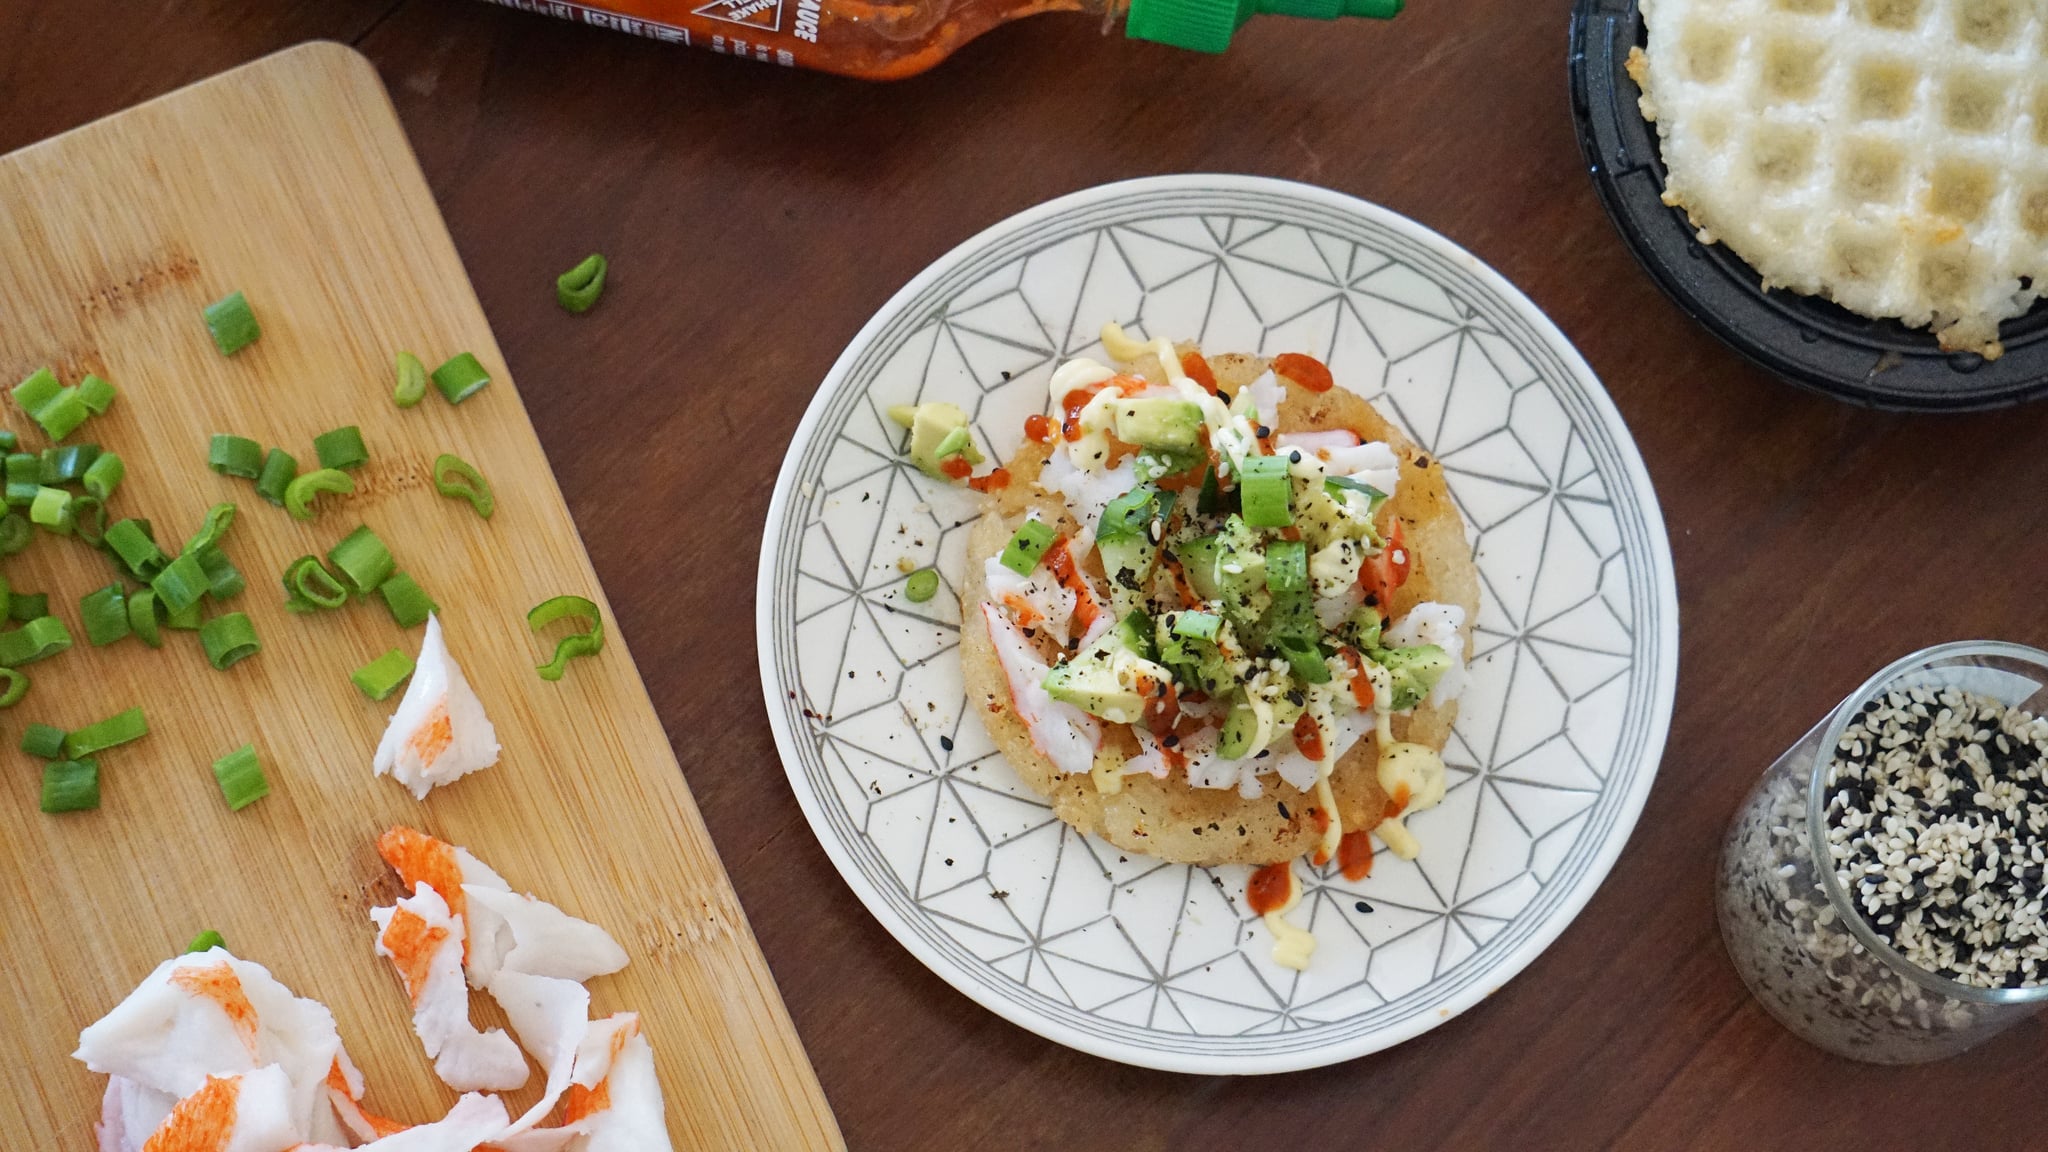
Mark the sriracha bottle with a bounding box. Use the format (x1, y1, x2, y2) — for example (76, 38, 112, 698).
(485, 0, 1401, 80)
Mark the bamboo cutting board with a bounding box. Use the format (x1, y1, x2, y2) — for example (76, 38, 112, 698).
(0, 42, 841, 1149)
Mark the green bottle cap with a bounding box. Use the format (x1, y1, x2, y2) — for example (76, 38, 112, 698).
(1125, 0, 1400, 52)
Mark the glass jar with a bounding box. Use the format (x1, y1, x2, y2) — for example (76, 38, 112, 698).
(1717, 641, 2048, 1063)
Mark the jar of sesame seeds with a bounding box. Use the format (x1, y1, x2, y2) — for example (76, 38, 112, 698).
(1717, 641, 2048, 1063)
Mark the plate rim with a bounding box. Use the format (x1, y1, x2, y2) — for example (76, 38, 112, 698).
(756, 173, 1680, 1074)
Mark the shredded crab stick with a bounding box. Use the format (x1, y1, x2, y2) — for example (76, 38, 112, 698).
(294, 1092, 510, 1152)
(76, 950, 347, 1149)
(480, 970, 590, 1140)
(493, 1014, 673, 1152)
(323, 1050, 407, 1144)
(373, 614, 500, 799)
(131, 1065, 297, 1152)
(980, 603, 1100, 775)
(377, 825, 513, 971)
(463, 886, 629, 986)
(371, 882, 528, 1092)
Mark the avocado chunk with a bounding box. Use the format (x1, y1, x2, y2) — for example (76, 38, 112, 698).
(1174, 515, 1269, 629)
(888, 401, 982, 480)
(1112, 397, 1204, 450)
(1154, 611, 1241, 698)
(1097, 485, 1174, 616)
(1044, 627, 1174, 724)
(1376, 644, 1451, 710)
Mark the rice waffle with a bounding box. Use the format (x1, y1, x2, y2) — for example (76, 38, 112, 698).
(1632, 0, 2048, 357)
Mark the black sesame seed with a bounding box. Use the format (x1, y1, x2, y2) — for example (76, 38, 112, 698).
(1355, 900, 1374, 914)
(939, 735, 954, 752)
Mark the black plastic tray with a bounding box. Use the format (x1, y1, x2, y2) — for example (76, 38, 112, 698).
(1568, 0, 2048, 412)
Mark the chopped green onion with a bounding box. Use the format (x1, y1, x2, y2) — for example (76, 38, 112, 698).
(0, 431, 15, 453)
(82, 451, 123, 500)
(12, 368, 59, 416)
(528, 594, 603, 681)
(81, 584, 130, 647)
(186, 930, 225, 953)
(1324, 475, 1388, 504)
(1237, 455, 1293, 528)
(40, 443, 99, 484)
(210, 744, 268, 810)
(0, 513, 28, 556)
(556, 253, 608, 313)
(3, 481, 35, 507)
(128, 588, 162, 648)
(9, 592, 46, 622)
(203, 291, 261, 356)
(195, 545, 244, 600)
(20, 722, 65, 759)
(998, 517, 1057, 576)
(394, 351, 428, 408)
(0, 668, 27, 708)
(208, 434, 263, 479)
(0, 616, 71, 666)
(1172, 610, 1223, 641)
(5, 453, 36, 484)
(33, 389, 91, 441)
(313, 425, 369, 471)
(283, 555, 347, 612)
(164, 601, 201, 630)
(284, 468, 353, 520)
(327, 525, 394, 595)
(184, 502, 237, 554)
(1278, 638, 1331, 684)
(40, 760, 98, 813)
(199, 613, 260, 671)
(432, 453, 492, 519)
(379, 572, 435, 628)
(254, 448, 296, 507)
(352, 649, 416, 701)
(64, 707, 148, 758)
(1265, 539, 1308, 594)
(430, 352, 490, 404)
(151, 552, 210, 615)
(72, 496, 106, 547)
(904, 569, 939, 603)
(106, 519, 168, 581)
(29, 486, 70, 534)
(76, 374, 117, 414)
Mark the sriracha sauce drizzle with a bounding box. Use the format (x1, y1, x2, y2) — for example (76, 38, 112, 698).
(1246, 862, 1294, 916)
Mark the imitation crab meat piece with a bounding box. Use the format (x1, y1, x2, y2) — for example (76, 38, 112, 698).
(981, 602, 1100, 775)
(292, 1091, 511, 1152)
(1384, 602, 1469, 707)
(492, 1014, 674, 1152)
(1275, 432, 1402, 498)
(134, 1065, 298, 1152)
(369, 883, 528, 1092)
(373, 614, 501, 799)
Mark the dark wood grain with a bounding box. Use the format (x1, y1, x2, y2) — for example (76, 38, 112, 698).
(7, 1, 2045, 1148)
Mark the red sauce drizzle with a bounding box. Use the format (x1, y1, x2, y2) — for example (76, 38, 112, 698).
(1246, 862, 1294, 916)
(1022, 413, 1054, 444)
(1339, 648, 1375, 710)
(1383, 781, 1411, 822)
(1042, 538, 1101, 636)
(1338, 830, 1375, 881)
(967, 467, 1010, 493)
(1179, 352, 1219, 395)
(939, 455, 972, 480)
(1292, 713, 1324, 762)
(1273, 352, 1335, 393)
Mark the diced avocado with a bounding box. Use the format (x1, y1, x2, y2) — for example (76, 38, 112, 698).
(1339, 607, 1383, 652)
(1134, 447, 1203, 484)
(1377, 644, 1451, 710)
(1099, 535, 1153, 616)
(1044, 627, 1173, 724)
(1114, 611, 1157, 662)
(1178, 515, 1269, 629)
(1217, 694, 1267, 760)
(1248, 589, 1316, 653)
(1112, 397, 1204, 450)
(888, 402, 980, 479)
(1098, 485, 1174, 615)
(1154, 612, 1240, 697)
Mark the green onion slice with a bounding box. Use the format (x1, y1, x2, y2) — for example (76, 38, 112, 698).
(556, 253, 608, 313)
(394, 351, 428, 408)
(432, 453, 493, 519)
(184, 502, 237, 555)
(1265, 539, 1308, 594)
(430, 353, 491, 404)
(0, 616, 70, 667)
(199, 612, 260, 671)
(1278, 638, 1332, 684)
(13, 368, 59, 416)
(40, 443, 100, 484)
(210, 744, 268, 811)
(1324, 475, 1388, 505)
(81, 584, 130, 647)
(328, 525, 394, 595)
(284, 469, 353, 520)
(254, 448, 296, 507)
(528, 594, 604, 682)
(998, 517, 1057, 576)
(151, 553, 210, 615)
(3, 481, 35, 507)
(82, 451, 123, 500)
(1237, 455, 1293, 528)
(313, 425, 369, 471)
(36, 390, 91, 441)
(203, 291, 261, 356)
(164, 601, 202, 631)
(379, 572, 435, 629)
(283, 556, 348, 612)
(9, 592, 46, 622)
(0, 668, 27, 708)
(64, 707, 148, 758)
(0, 431, 15, 453)
(77, 374, 117, 414)
(196, 545, 245, 601)
(0, 513, 28, 556)
(128, 588, 163, 648)
(352, 649, 416, 701)
(208, 434, 264, 479)
(904, 569, 939, 603)
(106, 519, 168, 581)
(186, 930, 225, 953)
(30, 486, 72, 534)
(41, 760, 99, 813)
(4, 453, 34, 483)
(20, 722, 65, 759)
(1172, 610, 1223, 641)
(72, 496, 107, 547)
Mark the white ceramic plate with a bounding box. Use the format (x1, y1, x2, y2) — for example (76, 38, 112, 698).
(756, 175, 1677, 1074)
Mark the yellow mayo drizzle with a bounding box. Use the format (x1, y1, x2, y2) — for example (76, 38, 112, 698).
(1262, 863, 1316, 971)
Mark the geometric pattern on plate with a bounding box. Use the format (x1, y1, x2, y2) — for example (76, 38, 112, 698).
(760, 177, 1677, 1072)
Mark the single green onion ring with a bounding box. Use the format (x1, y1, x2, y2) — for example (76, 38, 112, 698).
(0, 513, 29, 556)
(20, 723, 65, 759)
(352, 648, 416, 701)
(199, 612, 261, 671)
(80, 583, 129, 647)
(284, 555, 348, 612)
(210, 743, 268, 811)
(0, 616, 72, 667)
(328, 525, 394, 595)
(10, 592, 47, 622)
(0, 668, 28, 708)
(40, 760, 99, 813)
(208, 434, 264, 479)
(184, 502, 238, 555)
(284, 469, 354, 521)
(432, 453, 493, 519)
(430, 353, 491, 405)
(904, 569, 939, 603)
(394, 351, 428, 409)
(128, 588, 163, 648)
(379, 572, 435, 628)
(203, 290, 261, 356)
(254, 448, 297, 507)
(313, 425, 369, 471)
(83, 451, 124, 500)
(151, 553, 210, 615)
(65, 707, 148, 758)
(528, 594, 604, 681)
(556, 253, 608, 314)
(72, 496, 107, 548)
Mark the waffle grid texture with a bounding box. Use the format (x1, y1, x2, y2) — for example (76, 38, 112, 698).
(1632, 0, 2048, 357)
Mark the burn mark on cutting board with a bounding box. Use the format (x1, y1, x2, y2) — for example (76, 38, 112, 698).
(77, 248, 200, 320)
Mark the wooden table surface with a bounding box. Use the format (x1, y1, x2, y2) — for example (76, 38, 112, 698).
(6, 1, 2043, 1148)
